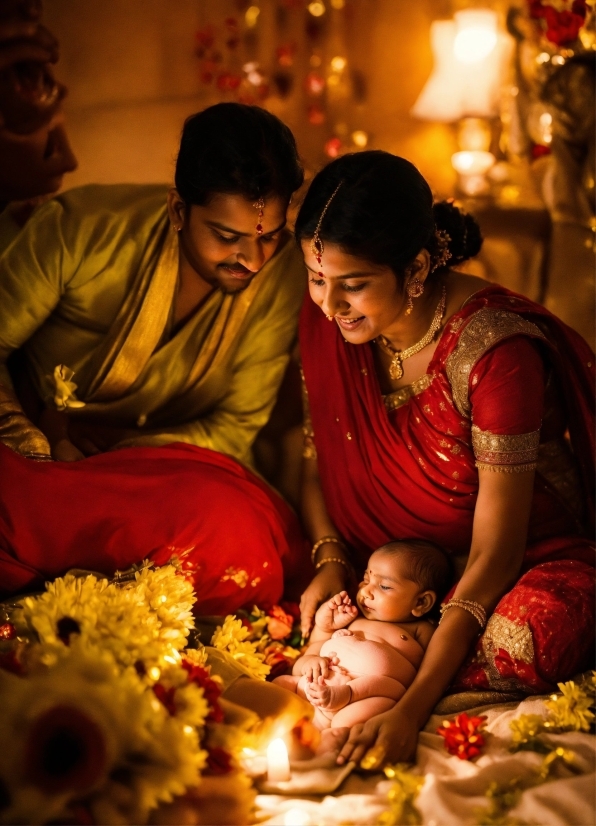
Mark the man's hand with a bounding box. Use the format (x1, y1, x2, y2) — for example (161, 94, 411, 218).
(314, 591, 358, 634)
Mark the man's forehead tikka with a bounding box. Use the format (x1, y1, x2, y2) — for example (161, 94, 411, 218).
(310, 181, 343, 277)
(253, 198, 265, 235)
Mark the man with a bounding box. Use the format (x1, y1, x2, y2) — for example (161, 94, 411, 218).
(0, 102, 305, 470)
(0, 0, 77, 245)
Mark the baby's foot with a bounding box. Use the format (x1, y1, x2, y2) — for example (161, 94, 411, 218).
(314, 591, 358, 633)
(306, 679, 351, 711)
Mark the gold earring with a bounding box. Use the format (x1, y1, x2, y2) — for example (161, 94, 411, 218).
(405, 278, 424, 315)
(325, 314, 334, 321)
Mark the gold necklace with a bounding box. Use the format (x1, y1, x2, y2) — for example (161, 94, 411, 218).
(376, 285, 447, 380)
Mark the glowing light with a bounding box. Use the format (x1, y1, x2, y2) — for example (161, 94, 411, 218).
(284, 808, 311, 826)
(453, 9, 498, 65)
(537, 52, 551, 64)
(267, 738, 291, 783)
(330, 0, 345, 8)
(454, 28, 497, 64)
(552, 55, 565, 65)
(183, 725, 194, 735)
(352, 130, 368, 148)
(451, 150, 495, 175)
(330, 55, 347, 72)
(245, 6, 260, 27)
(308, 2, 326, 17)
(148, 666, 161, 681)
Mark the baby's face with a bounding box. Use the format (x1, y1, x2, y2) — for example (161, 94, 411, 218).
(356, 551, 426, 622)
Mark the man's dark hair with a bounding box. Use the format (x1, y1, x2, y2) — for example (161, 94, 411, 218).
(376, 538, 454, 603)
(175, 102, 304, 206)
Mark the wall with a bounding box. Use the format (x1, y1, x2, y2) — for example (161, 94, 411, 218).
(45, 0, 460, 196)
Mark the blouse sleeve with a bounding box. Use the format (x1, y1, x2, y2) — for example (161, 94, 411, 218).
(469, 335, 546, 472)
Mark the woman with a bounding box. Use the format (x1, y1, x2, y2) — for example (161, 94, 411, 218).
(295, 151, 595, 766)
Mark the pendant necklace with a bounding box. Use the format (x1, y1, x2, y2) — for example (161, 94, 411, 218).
(375, 285, 447, 380)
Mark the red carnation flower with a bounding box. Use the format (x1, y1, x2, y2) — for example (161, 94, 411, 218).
(206, 746, 234, 775)
(153, 683, 177, 716)
(437, 712, 487, 760)
(182, 660, 224, 723)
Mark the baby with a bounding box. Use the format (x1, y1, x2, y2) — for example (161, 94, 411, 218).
(275, 539, 452, 730)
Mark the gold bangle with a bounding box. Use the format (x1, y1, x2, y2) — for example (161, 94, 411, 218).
(311, 535, 346, 565)
(314, 556, 351, 572)
(439, 598, 487, 630)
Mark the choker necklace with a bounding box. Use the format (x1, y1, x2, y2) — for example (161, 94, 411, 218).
(376, 285, 447, 380)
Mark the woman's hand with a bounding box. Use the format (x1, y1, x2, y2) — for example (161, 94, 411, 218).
(300, 562, 351, 638)
(336, 702, 419, 767)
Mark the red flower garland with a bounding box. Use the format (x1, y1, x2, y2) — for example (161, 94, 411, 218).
(437, 712, 488, 760)
(182, 660, 224, 723)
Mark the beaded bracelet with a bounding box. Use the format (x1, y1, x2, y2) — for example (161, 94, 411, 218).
(314, 556, 352, 572)
(439, 598, 487, 630)
(311, 535, 347, 565)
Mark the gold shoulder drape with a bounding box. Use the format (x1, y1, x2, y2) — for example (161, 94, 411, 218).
(0, 184, 306, 467)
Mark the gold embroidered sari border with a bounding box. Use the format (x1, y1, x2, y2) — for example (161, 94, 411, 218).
(383, 373, 433, 411)
(445, 309, 546, 418)
(472, 425, 540, 467)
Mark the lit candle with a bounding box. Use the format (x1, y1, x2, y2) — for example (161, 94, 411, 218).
(266, 737, 291, 783)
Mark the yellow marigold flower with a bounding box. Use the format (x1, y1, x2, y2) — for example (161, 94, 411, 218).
(212, 616, 250, 650)
(545, 680, 595, 732)
(183, 646, 209, 669)
(13, 566, 196, 677)
(509, 714, 546, 748)
(211, 616, 270, 680)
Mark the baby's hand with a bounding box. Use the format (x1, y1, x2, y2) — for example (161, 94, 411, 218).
(298, 654, 340, 682)
(306, 679, 351, 711)
(314, 591, 358, 633)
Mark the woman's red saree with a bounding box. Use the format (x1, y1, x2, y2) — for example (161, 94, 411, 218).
(300, 285, 595, 693)
(0, 442, 309, 614)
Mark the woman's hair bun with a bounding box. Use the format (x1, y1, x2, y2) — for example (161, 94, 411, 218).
(432, 200, 483, 265)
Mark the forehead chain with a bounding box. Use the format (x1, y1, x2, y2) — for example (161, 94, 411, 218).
(309, 181, 343, 267)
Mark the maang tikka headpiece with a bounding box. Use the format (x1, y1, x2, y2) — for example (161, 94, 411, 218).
(310, 181, 343, 278)
(253, 197, 265, 235)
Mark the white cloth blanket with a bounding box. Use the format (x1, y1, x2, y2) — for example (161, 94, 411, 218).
(257, 694, 596, 825)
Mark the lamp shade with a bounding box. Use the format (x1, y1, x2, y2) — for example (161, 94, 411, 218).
(411, 12, 513, 122)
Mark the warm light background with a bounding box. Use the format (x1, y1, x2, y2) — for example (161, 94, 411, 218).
(45, 0, 472, 198)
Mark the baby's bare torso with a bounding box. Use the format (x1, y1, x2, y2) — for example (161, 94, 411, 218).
(319, 617, 427, 688)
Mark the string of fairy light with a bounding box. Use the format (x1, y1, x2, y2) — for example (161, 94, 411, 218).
(195, 0, 369, 158)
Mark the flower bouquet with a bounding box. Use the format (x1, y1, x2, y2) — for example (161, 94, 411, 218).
(0, 564, 258, 825)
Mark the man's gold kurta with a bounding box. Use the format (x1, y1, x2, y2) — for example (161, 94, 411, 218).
(0, 184, 306, 468)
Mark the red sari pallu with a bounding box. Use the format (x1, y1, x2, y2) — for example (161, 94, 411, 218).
(0, 442, 310, 615)
(300, 285, 595, 694)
